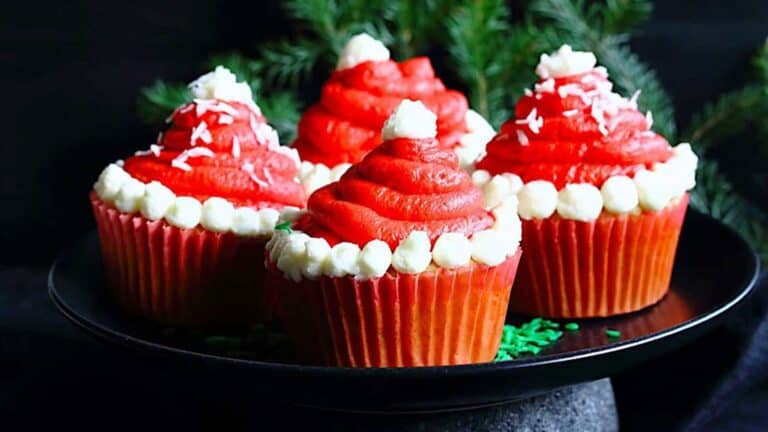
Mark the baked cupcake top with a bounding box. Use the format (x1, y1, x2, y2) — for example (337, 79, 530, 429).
(476, 45, 697, 221)
(294, 33, 495, 194)
(93, 66, 305, 236)
(267, 100, 520, 282)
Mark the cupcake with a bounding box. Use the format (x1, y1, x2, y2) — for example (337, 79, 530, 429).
(91, 66, 306, 327)
(266, 100, 522, 367)
(294, 33, 496, 194)
(476, 45, 698, 318)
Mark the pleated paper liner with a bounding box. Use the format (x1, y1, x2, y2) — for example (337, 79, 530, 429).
(91, 193, 275, 328)
(270, 250, 522, 367)
(510, 195, 689, 318)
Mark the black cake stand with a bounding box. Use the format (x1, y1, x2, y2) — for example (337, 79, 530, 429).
(49, 209, 759, 430)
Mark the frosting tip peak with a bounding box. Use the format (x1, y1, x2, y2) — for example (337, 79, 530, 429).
(188, 65, 253, 103)
(535, 44, 597, 79)
(381, 99, 437, 140)
(336, 33, 390, 71)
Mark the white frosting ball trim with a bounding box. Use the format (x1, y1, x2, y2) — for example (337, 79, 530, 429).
(94, 162, 299, 237)
(473, 143, 698, 221)
(265, 199, 521, 281)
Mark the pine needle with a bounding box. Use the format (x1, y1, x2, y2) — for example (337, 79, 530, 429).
(137, 80, 191, 125)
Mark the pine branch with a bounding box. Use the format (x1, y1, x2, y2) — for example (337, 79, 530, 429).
(602, 0, 652, 34)
(683, 84, 767, 154)
(530, 0, 677, 140)
(448, 1, 556, 127)
(753, 39, 768, 83)
(447, 0, 510, 121)
(258, 91, 302, 144)
(207, 53, 264, 92)
(690, 160, 768, 262)
(137, 80, 191, 125)
(284, 0, 342, 50)
(261, 40, 324, 89)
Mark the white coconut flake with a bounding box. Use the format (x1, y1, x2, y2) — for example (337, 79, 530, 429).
(171, 147, 214, 172)
(232, 136, 241, 158)
(629, 89, 641, 108)
(591, 104, 609, 136)
(166, 104, 194, 123)
(134, 144, 164, 157)
(171, 159, 192, 172)
(558, 83, 584, 99)
(645, 111, 654, 130)
(262, 167, 274, 184)
(242, 161, 267, 187)
(524, 88, 533, 97)
(219, 114, 234, 125)
(515, 107, 544, 134)
(563, 109, 579, 117)
(253, 121, 280, 147)
(190, 121, 212, 146)
(205, 100, 238, 116)
(516, 129, 529, 145)
(534, 78, 555, 94)
(184, 147, 215, 158)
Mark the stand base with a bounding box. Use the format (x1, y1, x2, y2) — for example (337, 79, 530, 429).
(265, 379, 618, 431)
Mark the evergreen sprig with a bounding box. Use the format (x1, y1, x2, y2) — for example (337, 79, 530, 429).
(685, 84, 767, 154)
(682, 42, 768, 261)
(690, 161, 768, 263)
(447, 1, 557, 127)
(137, 81, 191, 125)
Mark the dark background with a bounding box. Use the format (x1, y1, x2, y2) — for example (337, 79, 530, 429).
(2, 1, 768, 431)
(2, 0, 768, 267)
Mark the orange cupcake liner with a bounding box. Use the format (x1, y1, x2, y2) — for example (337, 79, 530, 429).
(90, 193, 275, 328)
(510, 195, 689, 318)
(270, 250, 522, 367)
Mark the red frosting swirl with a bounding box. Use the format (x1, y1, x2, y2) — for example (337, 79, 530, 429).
(292, 57, 470, 167)
(123, 100, 305, 208)
(295, 136, 494, 248)
(477, 69, 673, 189)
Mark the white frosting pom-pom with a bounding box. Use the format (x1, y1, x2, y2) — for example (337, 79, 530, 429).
(188, 65, 253, 103)
(336, 33, 390, 70)
(381, 99, 437, 140)
(535, 45, 597, 79)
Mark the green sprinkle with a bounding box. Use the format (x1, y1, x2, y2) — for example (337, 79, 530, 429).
(564, 323, 580, 331)
(606, 329, 621, 339)
(494, 318, 564, 362)
(275, 221, 292, 233)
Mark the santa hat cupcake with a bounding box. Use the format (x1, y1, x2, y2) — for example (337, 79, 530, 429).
(266, 100, 522, 367)
(293, 33, 496, 195)
(92, 66, 306, 327)
(476, 45, 698, 318)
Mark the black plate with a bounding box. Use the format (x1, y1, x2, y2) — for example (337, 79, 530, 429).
(49, 210, 759, 413)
